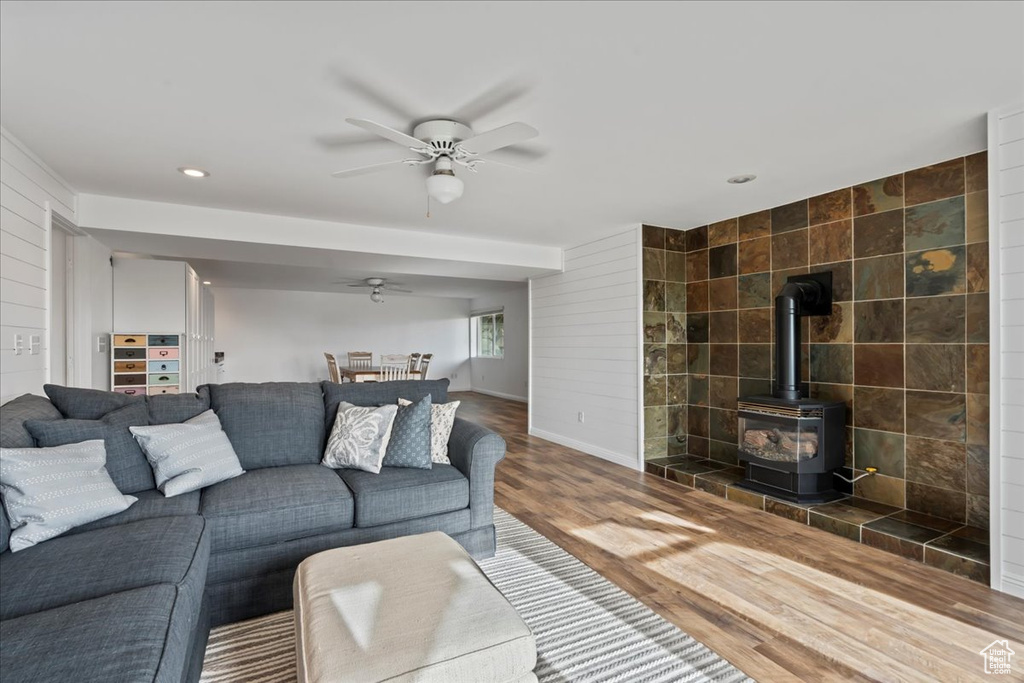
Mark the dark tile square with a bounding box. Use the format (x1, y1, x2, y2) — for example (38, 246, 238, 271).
(968, 444, 989, 495)
(709, 344, 738, 377)
(905, 295, 966, 343)
(665, 250, 687, 283)
(694, 467, 745, 497)
(854, 300, 903, 343)
(667, 404, 688, 438)
(644, 374, 666, 406)
(709, 218, 738, 247)
(667, 344, 688, 375)
(906, 246, 966, 297)
(686, 281, 709, 312)
(738, 308, 772, 343)
(738, 210, 771, 240)
(772, 267, 809, 299)
(738, 273, 771, 309)
(904, 157, 965, 206)
(727, 486, 765, 511)
(965, 191, 988, 244)
(772, 228, 809, 270)
(645, 405, 667, 438)
(688, 435, 709, 458)
(854, 254, 904, 300)
(665, 227, 687, 252)
(905, 390, 966, 442)
(853, 175, 903, 216)
(710, 376, 738, 410)
(853, 386, 904, 433)
(643, 312, 667, 343)
(853, 209, 903, 258)
(708, 277, 737, 311)
(861, 528, 925, 561)
(710, 408, 738, 443)
(709, 310, 738, 343)
(643, 279, 665, 311)
(739, 344, 772, 379)
(967, 494, 989, 530)
(820, 260, 853, 302)
(905, 196, 965, 251)
(906, 481, 966, 524)
(644, 344, 667, 375)
(642, 224, 666, 249)
(643, 247, 666, 280)
(686, 249, 709, 282)
(967, 344, 988, 394)
(669, 435, 688, 456)
(809, 219, 852, 265)
(687, 406, 710, 439)
(667, 374, 688, 406)
(927, 528, 988, 564)
(864, 516, 948, 544)
(688, 374, 709, 406)
(666, 312, 686, 344)
(809, 188, 853, 226)
(685, 225, 708, 252)
(810, 344, 853, 384)
(965, 151, 988, 193)
(923, 546, 989, 583)
(687, 344, 709, 374)
(739, 377, 772, 397)
(854, 428, 905, 478)
(686, 312, 709, 343)
(809, 383, 854, 424)
(771, 200, 808, 233)
(809, 302, 852, 343)
(810, 512, 861, 541)
(967, 242, 988, 293)
(887, 509, 963, 533)
(853, 471, 904, 507)
(967, 393, 989, 446)
(665, 282, 687, 313)
(738, 236, 771, 274)
(905, 344, 965, 392)
(812, 497, 899, 525)
(906, 436, 966, 491)
(708, 244, 737, 279)
(765, 497, 810, 524)
(853, 344, 903, 388)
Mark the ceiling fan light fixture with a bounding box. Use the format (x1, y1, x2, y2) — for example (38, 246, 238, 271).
(178, 167, 210, 178)
(426, 169, 464, 205)
(369, 288, 384, 303)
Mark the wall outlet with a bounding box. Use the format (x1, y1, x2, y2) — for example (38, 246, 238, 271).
(96, 336, 107, 353)
(578, 411, 585, 423)
(13, 334, 23, 355)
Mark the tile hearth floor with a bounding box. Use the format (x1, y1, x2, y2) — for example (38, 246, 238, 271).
(645, 455, 990, 584)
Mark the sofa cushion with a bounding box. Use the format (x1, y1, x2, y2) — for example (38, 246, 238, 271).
(0, 515, 208, 620)
(206, 382, 325, 469)
(26, 402, 155, 493)
(338, 464, 469, 528)
(200, 464, 354, 552)
(147, 386, 211, 425)
(68, 488, 201, 535)
(44, 383, 139, 420)
(0, 584, 201, 683)
(322, 378, 450, 433)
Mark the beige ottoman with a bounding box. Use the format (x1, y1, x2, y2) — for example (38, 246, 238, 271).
(294, 532, 537, 683)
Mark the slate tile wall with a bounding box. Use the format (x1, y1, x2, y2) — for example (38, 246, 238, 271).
(655, 152, 989, 528)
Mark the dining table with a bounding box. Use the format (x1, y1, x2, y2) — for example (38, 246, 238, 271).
(337, 366, 422, 383)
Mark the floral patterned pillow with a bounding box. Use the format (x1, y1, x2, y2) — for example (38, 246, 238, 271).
(398, 398, 460, 464)
(321, 402, 399, 473)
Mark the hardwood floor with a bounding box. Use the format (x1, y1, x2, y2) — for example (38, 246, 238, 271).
(451, 391, 1024, 682)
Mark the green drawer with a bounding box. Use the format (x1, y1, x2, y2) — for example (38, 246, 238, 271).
(148, 335, 179, 346)
(149, 373, 179, 386)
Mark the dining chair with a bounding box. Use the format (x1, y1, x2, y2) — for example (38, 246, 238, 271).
(408, 352, 422, 372)
(418, 353, 432, 380)
(381, 354, 410, 367)
(348, 351, 372, 368)
(378, 365, 410, 382)
(324, 352, 341, 383)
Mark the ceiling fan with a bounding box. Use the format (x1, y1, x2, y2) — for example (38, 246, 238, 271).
(330, 118, 539, 205)
(335, 277, 412, 303)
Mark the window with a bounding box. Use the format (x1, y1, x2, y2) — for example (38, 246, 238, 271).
(472, 311, 504, 359)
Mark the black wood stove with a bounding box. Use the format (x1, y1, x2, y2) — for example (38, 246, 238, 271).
(734, 272, 847, 504)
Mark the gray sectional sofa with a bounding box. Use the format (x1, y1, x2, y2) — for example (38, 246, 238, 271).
(0, 379, 506, 683)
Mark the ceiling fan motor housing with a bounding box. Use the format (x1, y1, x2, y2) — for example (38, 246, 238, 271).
(412, 120, 473, 149)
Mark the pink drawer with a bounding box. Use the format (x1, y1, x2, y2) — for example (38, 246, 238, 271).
(114, 387, 147, 396)
(148, 348, 179, 360)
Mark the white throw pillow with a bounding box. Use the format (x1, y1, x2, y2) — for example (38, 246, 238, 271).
(130, 410, 245, 497)
(322, 402, 399, 473)
(398, 398, 460, 464)
(0, 440, 137, 552)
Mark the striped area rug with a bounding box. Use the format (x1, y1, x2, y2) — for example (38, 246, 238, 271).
(200, 508, 751, 682)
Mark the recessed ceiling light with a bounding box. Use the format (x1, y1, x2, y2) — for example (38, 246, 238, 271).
(727, 174, 756, 184)
(178, 167, 210, 178)
(202, 281, 211, 285)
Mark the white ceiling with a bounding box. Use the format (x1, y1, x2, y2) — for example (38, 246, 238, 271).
(2, 1, 1022, 249)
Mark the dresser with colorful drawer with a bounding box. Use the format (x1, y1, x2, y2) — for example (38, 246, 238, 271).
(110, 333, 183, 396)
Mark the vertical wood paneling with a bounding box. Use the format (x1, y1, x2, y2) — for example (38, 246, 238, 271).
(529, 227, 641, 468)
(992, 104, 1024, 598)
(0, 129, 77, 403)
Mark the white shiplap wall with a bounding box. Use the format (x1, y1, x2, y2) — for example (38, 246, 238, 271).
(992, 104, 1024, 599)
(0, 129, 77, 403)
(529, 227, 641, 469)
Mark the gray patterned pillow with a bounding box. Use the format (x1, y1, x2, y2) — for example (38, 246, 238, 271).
(322, 403, 398, 473)
(382, 395, 432, 469)
(398, 398, 460, 464)
(0, 440, 137, 552)
(129, 410, 245, 497)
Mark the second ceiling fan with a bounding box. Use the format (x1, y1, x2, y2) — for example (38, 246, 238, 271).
(331, 117, 539, 205)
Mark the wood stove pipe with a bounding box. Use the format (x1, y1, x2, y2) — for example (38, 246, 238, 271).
(774, 280, 828, 400)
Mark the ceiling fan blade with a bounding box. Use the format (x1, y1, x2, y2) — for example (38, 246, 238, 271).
(384, 287, 413, 293)
(344, 283, 370, 287)
(451, 78, 531, 123)
(457, 122, 539, 155)
(330, 159, 408, 179)
(345, 118, 430, 150)
(474, 157, 536, 173)
(315, 132, 391, 151)
(488, 145, 548, 161)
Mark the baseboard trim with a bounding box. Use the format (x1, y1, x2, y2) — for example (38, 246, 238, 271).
(470, 388, 528, 403)
(1001, 571, 1024, 599)
(528, 427, 639, 471)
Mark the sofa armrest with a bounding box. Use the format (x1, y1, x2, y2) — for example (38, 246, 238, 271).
(447, 417, 506, 529)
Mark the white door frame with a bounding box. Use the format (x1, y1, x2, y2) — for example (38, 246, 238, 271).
(45, 203, 86, 386)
